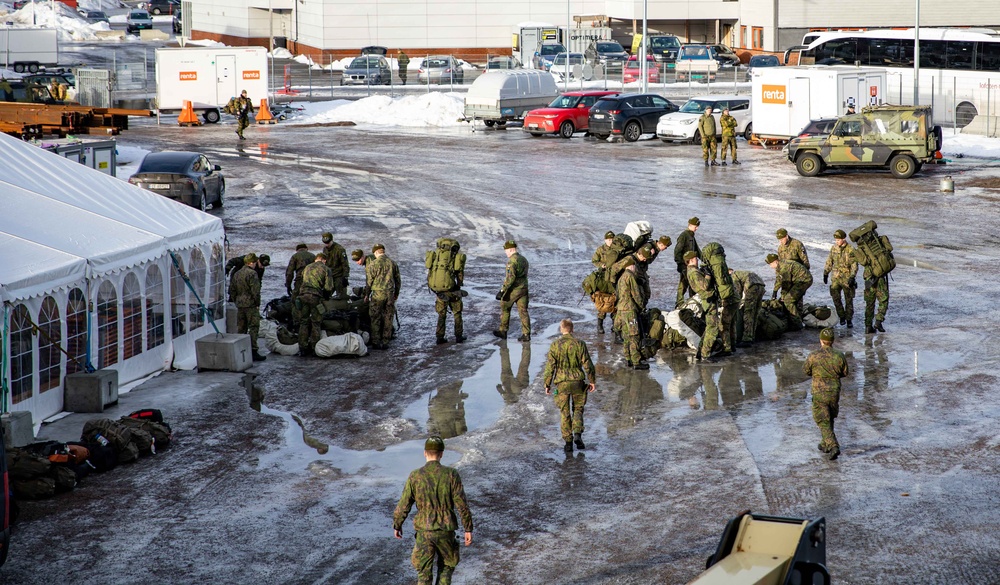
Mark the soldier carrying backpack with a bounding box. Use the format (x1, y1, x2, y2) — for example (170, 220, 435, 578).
(849, 220, 895, 334)
(426, 237, 467, 345)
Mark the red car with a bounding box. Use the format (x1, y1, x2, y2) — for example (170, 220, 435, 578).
(623, 55, 660, 84)
(523, 91, 619, 138)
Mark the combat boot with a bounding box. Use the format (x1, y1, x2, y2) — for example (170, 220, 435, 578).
(564, 441, 574, 453)
(704, 160, 709, 167)
(732, 160, 741, 165)
(455, 335, 467, 343)
(252, 351, 266, 362)
(826, 447, 840, 461)
(865, 321, 875, 334)
(436, 337, 447, 345)
(574, 433, 586, 450)
(846, 320, 853, 329)
(874, 321, 885, 332)
(721, 160, 728, 166)
(517, 334, 531, 342)
(492, 329, 508, 339)
(596, 318, 605, 334)
(839, 318, 847, 326)
(633, 361, 650, 370)
(710, 160, 719, 166)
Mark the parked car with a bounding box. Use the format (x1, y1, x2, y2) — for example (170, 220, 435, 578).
(523, 90, 619, 138)
(795, 118, 838, 137)
(417, 55, 464, 84)
(656, 95, 752, 143)
(126, 10, 153, 35)
(23, 72, 75, 89)
(0, 80, 57, 104)
(707, 44, 742, 69)
(341, 55, 392, 86)
(486, 56, 522, 70)
(1, 425, 10, 569)
(585, 40, 628, 70)
(128, 152, 225, 211)
(550, 52, 585, 79)
(623, 55, 660, 84)
(145, 0, 179, 15)
(360, 46, 389, 56)
(745, 54, 780, 81)
(533, 41, 566, 71)
(644, 34, 682, 66)
(81, 10, 110, 25)
(172, 9, 182, 34)
(588, 93, 678, 142)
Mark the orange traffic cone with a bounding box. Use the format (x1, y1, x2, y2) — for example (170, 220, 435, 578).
(178, 100, 201, 126)
(256, 99, 276, 124)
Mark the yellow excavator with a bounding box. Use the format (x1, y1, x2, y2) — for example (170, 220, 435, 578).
(688, 511, 830, 585)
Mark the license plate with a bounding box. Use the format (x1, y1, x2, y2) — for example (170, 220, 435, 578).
(593, 114, 604, 119)
(150, 183, 171, 190)
(692, 74, 704, 79)
(528, 123, 538, 128)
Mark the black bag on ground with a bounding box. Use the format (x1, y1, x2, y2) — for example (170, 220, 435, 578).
(69, 440, 117, 473)
(49, 465, 77, 492)
(81, 419, 140, 464)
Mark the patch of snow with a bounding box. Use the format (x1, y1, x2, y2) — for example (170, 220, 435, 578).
(115, 145, 150, 180)
(942, 128, 1000, 159)
(5, 2, 100, 41)
(268, 48, 293, 60)
(184, 38, 227, 48)
(291, 93, 465, 127)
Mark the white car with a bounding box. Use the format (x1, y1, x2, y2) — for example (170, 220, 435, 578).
(656, 95, 753, 143)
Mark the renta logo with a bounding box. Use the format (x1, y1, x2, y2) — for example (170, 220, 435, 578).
(242, 70, 260, 80)
(179, 71, 197, 81)
(762, 84, 786, 104)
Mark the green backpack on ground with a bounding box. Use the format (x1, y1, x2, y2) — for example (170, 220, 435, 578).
(425, 238, 466, 293)
(81, 419, 141, 464)
(700, 242, 736, 302)
(850, 220, 896, 278)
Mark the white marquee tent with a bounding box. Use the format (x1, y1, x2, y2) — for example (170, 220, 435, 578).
(0, 132, 227, 423)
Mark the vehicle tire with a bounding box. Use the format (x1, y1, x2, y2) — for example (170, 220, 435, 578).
(13, 63, 24, 73)
(559, 121, 575, 139)
(623, 121, 641, 142)
(691, 130, 701, 145)
(889, 153, 917, 179)
(529, 132, 543, 137)
(198, 190, 207, 212)
(203, 109, 220, 124)
(28, 63, 39, 73)
(743, 122, 753, 141)
(483, 120, 496, 127)
(795, 153, 823, 177)
(215, 180, 225, 208)
(956, 101, 978, 128)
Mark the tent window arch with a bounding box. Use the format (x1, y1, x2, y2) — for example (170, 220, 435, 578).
(146, 265, 165, 350)
(97, 279, 119, 368)
(189, 248, 207, 329)
(171, 255, 187, 337)
(123, 272, 143, 359)
(66, 288, 87, 375)
(209, 244, 224, 321)
(38, 296, 62, 393)
(10, 304, 35, 404)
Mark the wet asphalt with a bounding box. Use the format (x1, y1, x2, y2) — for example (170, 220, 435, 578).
(5, 115, 1000, 584)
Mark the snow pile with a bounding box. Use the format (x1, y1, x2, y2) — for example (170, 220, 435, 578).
(268, 47, 294, 60)
(184, 38, 227, 48)
(5, 2, 107, 41)
(942, 128, 1000, 159)
(292, 93, 465, 127)
(115, 145, 151, 179)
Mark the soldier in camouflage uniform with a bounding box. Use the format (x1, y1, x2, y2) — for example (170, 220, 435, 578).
(321, 231, 350, 299)
(673, 217, 701, 306)
(231, 253, 266, 361)
(803, 328, 849, 460)
(859, 263, 890, 334)
(284, 243, 315, 299)
(430, 243, 466, 345)
(729, 269, 766, 346)
(234, 90, 254, 140)
(365, 244, 399, 350)
(297, 253, 334, 356)
(591, 230, 618, 334)
(776, 228, 810, 269)
(719, 107, 741, 165)
(686, 251, 720, 361)
(698, 107, 718, 166)
(493, 240, 530, 342)
(823, 230, 859, 328)
(615, 262, 646, 369)
(393, 436, 474, 585)
(766, 253, 813, 331)
(543, 319, 597, 452)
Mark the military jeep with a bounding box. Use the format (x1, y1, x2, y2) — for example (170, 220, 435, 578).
(787, 105, 942, 179)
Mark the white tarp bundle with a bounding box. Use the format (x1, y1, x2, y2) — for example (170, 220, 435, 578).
(314, 333, 368, 358)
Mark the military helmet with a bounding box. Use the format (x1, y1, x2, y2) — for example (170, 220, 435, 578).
(351, 249, 364, 261)
(258, 254, 270, 267)
(503, 240, 517, 250)
(820, 328, 835, 342)
(683, 251, 698, 262)
(604, 230, 615, 240)
(321, 232, 333, 244)
(244, 253, 258, 264)
(765, 253, 779, 264)
(834, 229, 847, 239)
(424, 436, 445, 452)
(775, 228, 788, 238)
(688, 217, 700, 226)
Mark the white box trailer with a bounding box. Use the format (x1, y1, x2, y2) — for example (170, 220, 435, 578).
(0, 28, 59, 73)
(464, 70, 559, 125)
(155, 47, 268, 124)
(751, 66, 887, 140)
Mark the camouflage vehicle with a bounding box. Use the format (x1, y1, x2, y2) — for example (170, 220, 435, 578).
(786, 105, 942, 179)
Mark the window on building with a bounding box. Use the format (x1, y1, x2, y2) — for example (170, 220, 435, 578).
(171, 256, 187, 337)
(122, 272, 143, 360)
(146, 265, 165, 350)
(209, 244, 225, 322)
(752, 27, 763, 50)
(740, 26, 747, 49)
(38, 296, 61, 393)
(65, 288, 87, 375)
(97, 279, 119, 368)
(10, 304, 34, 404)
(188, 248, 207, 330)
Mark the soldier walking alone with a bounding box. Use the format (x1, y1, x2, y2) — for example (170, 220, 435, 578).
(393, 436, 474, 585)
(493, 240, 530, 342)
(234, 89, 254, 140)
(397, 50, 410, 85)
(543, 319, 597, 452)
(804, 328, 849, 460)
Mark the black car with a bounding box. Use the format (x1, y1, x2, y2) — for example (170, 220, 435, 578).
(745, 54, 780, 81)
(173, 9, 182, 34)
(584, 40, 629, 70)
(128, 151, 225, 211)
(1, 425, 10, 568)
(588, 93, 679, 142)
(145, 0, 179, 15)
(81, 10, 110, 25)
(796, 118, 838, 137)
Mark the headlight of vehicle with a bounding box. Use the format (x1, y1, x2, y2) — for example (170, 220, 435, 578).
(681, 118, 697, 125)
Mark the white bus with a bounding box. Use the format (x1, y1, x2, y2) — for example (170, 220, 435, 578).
(796, 28, 1000, 127)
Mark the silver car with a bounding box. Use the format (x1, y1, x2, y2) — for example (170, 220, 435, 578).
(417, 56, 464, 84)
(341, 55, 392, 86)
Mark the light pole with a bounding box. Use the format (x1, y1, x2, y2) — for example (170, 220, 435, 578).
(565, 0, 570, 92)
(640, 0, 648, 93)
(913, 0, 920, 105)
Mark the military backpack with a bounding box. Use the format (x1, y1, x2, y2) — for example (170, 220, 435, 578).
(425, 238, 466, 293)
(849, 220, 896, 278)
(700, 242, 736, 302)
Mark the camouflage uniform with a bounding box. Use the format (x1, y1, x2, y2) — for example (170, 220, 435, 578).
(498, 343, 530, 404)
(591, 242, 619, 325)
(731, 270, 766, 343)
(436, 292, 464, 341)
(773, 259, 813, 331)
(687, 265, 720, 358)
(803, 345, 849, 454)
(719, 112, 738, 163)
(366, 254, 399, 348)
(856, 249, 890, 331)
(824, 242, 858, 323)
(698, 112, 717, 162)
(298, 261, 334, 352)
(234, 95, 254, 139)
(778, 237, 810, 269)
(498, 252, 530, 337)
(673, 229, 700, 305)
(543, 333, 596, 442)
(428, 382, 468, 439)
(285, 248, 316, 299)
(230, 266, 261, 353)
(615, 270, 644, 365)
(323, 241, 350, 298)
(397, 51, 410, 84)
(393, 460, 474, 585)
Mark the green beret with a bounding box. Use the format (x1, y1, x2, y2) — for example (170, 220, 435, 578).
(820, 328, 835, 342)
(503, 240, 517, 250)
(683, 251, 698, 262)
(776, 228, 788, 238)
(834, 229, 847, 239)
(372, 243, 385, 253)
(351, 249, 364, 261)
(765, 253, 779, 263)
(424, 436, 445, 452)
(258, 254, 270, 266)
(296, 243, 308, 250)
(604, 231, 615, 240)
(321, 232, 333, 242)
(688, 217, 700, 226)
(657, 235, 672, 247)
(243, 253, 258, 264)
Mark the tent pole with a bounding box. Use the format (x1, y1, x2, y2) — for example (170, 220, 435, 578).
(169, 251, 221, 335)
(2, 302, 9, 415)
